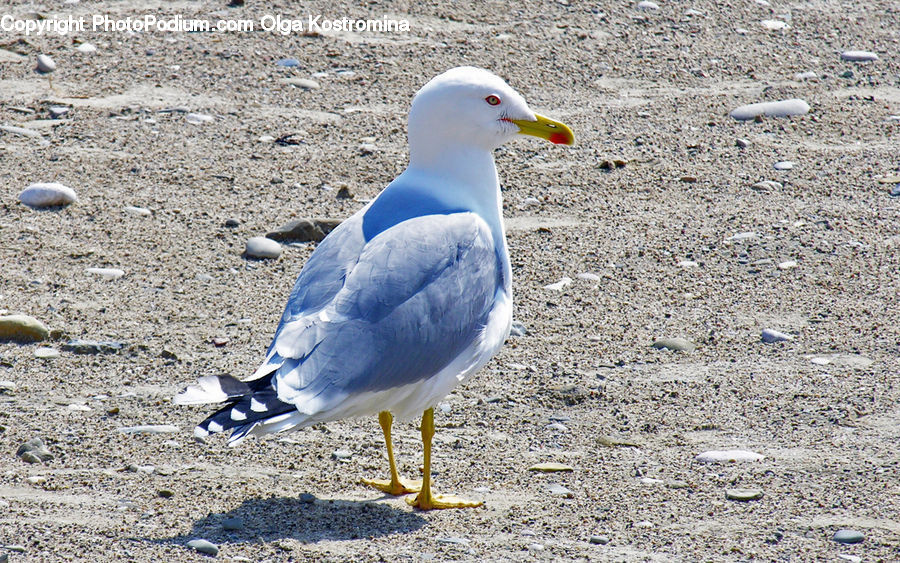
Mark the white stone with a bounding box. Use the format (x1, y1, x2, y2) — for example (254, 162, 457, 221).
(86, 267, 125, 280)
(245, 236, 282, 259)
(19, 182, 78, 208)
(637, 1, 659, 10)
(795, 71, 817, 80)
(774, 161, 795, 170)
(36, 54, 56, 73)
(543, 277, 573, 291)
(678, 260, 698, 268)
(777, 260, 798, 269)
(123, 205, 152, 216)
(34, 347, 60, 359)
(696, 450, 764, 463)
(576, 272, 601, 281)
(724, 232, 758, 242)
(761, 328, 793, 343)
(730, 99, 810, 120)
(185, 113, 214, 124)
(760, 19, 788, 30)
(280, 78, 320, 89)
(75, 42, 97, 53)
(840, 50, 878, 62)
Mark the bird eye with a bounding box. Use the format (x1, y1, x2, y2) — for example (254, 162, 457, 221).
(485, 95, 501, 106)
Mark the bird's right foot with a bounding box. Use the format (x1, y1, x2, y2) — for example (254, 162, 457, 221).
(361, 476, 422, 496)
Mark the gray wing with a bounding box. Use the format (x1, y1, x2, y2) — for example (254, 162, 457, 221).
(270, 212, 502, 414)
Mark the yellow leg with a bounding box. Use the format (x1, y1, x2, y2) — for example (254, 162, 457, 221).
(361, 411, 421, 495)
(407, 408, 482, 510)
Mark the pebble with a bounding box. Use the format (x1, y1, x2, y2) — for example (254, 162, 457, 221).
(589, 534, 610, 545)
(833, 529, 865, 544)
(299, 492, 316, 503)
(75, 42, 97, 53)
(576, 272, 601, 282)
(726, 488, 764, 501)
(520, 196, 540, 209)
(62, 339, 124, 354)
(277, 58, 300, 67)
(696, 449, 764, 463)
(436, 537, 470, 545)
(730, 99, 810, 120)
(123, 205, 152, 217)
(840, 50, 878, 62)
(777, 260, 798, 269)
(838, 556, 862, 563)
(528, 543, 544, 551)
(48, 106, 70, 119)
(773, 161, 795, 170)
(724, 231, 758, 242)
(222, 517, 244, 531)
(760, 19, 788, 30)
(36, 54, 56, 73)
(761, 329, 793, 343)
(546, 423, 568, 432)
(19, 182, 78, 208)
(266, 218, 341, 243)
(86, 267, 125, 280)
(546, 484, 574, 498)
(17, 438, 53, 463)
(735, 138, 750, 148)
(0, 314, 49, 343)
(331, 449, 352, 460)
(245, 236, 282, 259)
(544, 277, 573, 291)
(528, 462, 573, 473)
(636, 1, 659, 10)
(281, 78, 320, 90)
(678, 260, 698, 268)
(118, 425, 179, 434)
(185, 113, 214, 124)
(26, 476, 47, 485)
(651, 337, 695, 352)
(751, 180, 782, 192)
(0, 381, 15, 392)
(187, 539, 219, 556)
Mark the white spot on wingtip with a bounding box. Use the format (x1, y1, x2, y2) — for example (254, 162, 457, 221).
(207, 420, 224, 433)
(230, 408, 247, 421)
(250, 397, 266, 412)
(194, 426, 209, 438)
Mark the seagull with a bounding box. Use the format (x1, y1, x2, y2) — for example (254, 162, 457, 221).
(175, 66, 574, 509)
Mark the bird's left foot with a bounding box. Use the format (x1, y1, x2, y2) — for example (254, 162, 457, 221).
(407, 493, 482, 510)
(361, 476, 422, 496)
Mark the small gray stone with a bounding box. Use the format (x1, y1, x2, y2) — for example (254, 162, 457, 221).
(547, 484, 574, 498)
(224, 218, 240, 227)
(18, 183, 77, 208)
(222, 517, 244, 531)
(636, 0, 659, 10)
(736, 138, 749, 148)
(651, 337, 695, 352)
(0, 314, 49, 343)
(730, 99, 810, 120)
(266, 218, 341, 243)
(36, 54, 56, 73)
(773, 161, 795, 171)
(185, 113, 214, 125)
(85, 267, 125, 280)
(187, 538, 219, 556)
(840, 50, 878, 62)
(299, 492, 316, 503)
(17, 438, 53, 463)
(751, 180, 782, 192)
(761, 329, 793, 343)
(62, 339, 124, 354)
(245, 236, 282, 259)
(833, 529, 864, 544)
(276, 58, 300, 67)
(589, 534, 610, 545)
(123, 205, 152, 217)
(332, 449, 352, 460)
(726, 488, 763, 501)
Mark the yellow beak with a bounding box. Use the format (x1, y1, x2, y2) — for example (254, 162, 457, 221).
(510, 113, 575, 145)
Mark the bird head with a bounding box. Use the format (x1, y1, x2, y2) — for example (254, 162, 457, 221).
(408, 66, 574, 153)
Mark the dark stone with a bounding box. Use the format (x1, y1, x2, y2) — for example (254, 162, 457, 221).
(266, 218, 341, 243)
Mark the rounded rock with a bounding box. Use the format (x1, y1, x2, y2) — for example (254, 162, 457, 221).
(36, 54, 56, 73)
(833, 529, 864, 544)
(651, 337, 695, 352)
(730, 99, 810, 121)
(840, 51, 878, 62)
(86, 267, 125, 281)
(222, 517, 244, 531)
(187, 539, 219, 556)
(773, 161, 795, 170)
(19, 182, 78, 208)
(761, 329, 793, 343)
(0, 315, 49, 343)
(696, 449, 764, 463)
(726, 488, 764, 501)
(34, 347, 60, 359)
(589, 534, 610, 545)
(245, 237, 282, 259)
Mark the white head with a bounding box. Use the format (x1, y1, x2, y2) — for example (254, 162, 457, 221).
(407, 66, 574, 163)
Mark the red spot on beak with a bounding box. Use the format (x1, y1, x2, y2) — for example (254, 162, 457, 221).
(549, 132, 570, 145)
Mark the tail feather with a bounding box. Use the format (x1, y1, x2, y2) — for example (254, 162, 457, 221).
(176, 370, 302, 445)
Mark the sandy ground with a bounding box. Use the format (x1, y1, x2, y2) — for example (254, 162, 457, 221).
(1, 0, 899, 561)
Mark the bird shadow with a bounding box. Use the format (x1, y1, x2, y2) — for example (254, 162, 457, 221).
(161, 495, 427, 547)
